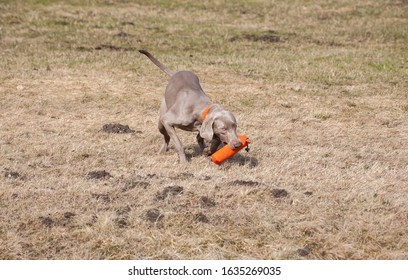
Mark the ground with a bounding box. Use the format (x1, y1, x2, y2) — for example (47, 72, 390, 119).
(0, 0, 407, 259)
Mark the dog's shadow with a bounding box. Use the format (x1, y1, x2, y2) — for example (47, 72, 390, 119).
(185, 144, 259, 167)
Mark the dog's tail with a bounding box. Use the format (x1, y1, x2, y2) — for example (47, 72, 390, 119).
(139, 50, 174, 77)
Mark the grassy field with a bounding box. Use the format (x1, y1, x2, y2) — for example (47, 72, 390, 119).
(1, 0, 407, 259)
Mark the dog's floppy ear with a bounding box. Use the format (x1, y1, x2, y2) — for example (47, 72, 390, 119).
(200, 112, 217, 142)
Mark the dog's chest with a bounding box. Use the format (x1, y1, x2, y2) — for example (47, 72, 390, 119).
(176, 119, 201, 132)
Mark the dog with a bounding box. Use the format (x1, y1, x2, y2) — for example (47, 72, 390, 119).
(139, 50, 241, 164)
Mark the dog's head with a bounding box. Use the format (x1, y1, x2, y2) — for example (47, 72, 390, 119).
(200, 105, 241, 149)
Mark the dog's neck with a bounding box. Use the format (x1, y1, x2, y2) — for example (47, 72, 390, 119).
(202, 104, 214, 123)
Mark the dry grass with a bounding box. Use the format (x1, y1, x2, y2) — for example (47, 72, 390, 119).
(1, 0, 407, 259)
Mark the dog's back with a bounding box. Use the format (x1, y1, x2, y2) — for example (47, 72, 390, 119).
(165, 71, 209, 110)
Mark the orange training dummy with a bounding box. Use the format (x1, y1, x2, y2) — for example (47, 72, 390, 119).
(211, 135, 251, 165)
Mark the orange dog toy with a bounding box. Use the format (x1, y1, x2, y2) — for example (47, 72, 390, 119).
(211, 135, 251, 165)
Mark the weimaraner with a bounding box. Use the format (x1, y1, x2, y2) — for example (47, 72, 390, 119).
(139, 50, 242, 164)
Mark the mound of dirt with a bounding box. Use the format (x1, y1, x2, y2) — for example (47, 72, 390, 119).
(230, 30, 282, 43)
(94, 44, 136, 51)
(297, 248, 310, 257)
(4, 170, 23, 179)
(156, 186, 184, 200)
(115, 206, 131, 228)
(114, 32, 130, 37)
(116, 218, 128, 228)
(102, 123, 135, 134)
(230, 180, 260, 186)
(39, 213, 76, 228)
(271, 188, 289, 198)
(195, 212, 209, 223)
(144, 208, 164, 222)
(63, 212, 76, 219)
(87, 170, 113, 180)
(199, 196, 216, 207)
(77, 45, 136, 51)
(39, 216, 54, 228)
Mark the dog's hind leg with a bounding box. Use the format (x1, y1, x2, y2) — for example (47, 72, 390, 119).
(158, 99, 170, 154)
(160, 114, 187, 164)
(158, 121, 170, 154)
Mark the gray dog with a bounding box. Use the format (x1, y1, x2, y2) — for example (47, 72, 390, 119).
(139, 50, 241, 164)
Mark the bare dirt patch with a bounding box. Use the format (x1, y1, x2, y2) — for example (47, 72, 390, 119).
(39, 212, 76, 228)
(297, 248, 311, 257)
(87, 170, 113, 180)
(230, 180, 260, 187)
(144, 208, 164, 223)
(230, 30, 282, 43)
(77, 45, 136, 52)
(199, 196, 216, 208)
(4, 169, 24, 180)
(195, 212, 210, 223)
(102, 123, 135, 134)
(115, 206, 131, 228)
(155, 186, 184, 200)
(63, 212, 76, 220)
(270, 189, 289, 198)
(39, 216, 54, 228)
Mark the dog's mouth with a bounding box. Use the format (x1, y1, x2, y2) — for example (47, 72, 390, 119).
(216, 136, 239, 149)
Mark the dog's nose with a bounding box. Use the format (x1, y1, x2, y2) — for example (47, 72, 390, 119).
(229, 139, 242, 149)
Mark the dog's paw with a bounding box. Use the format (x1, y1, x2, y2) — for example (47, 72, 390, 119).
(202, 147, 212, 156)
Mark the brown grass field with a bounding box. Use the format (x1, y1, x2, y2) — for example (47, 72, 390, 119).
(1, 0, 407, 259)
